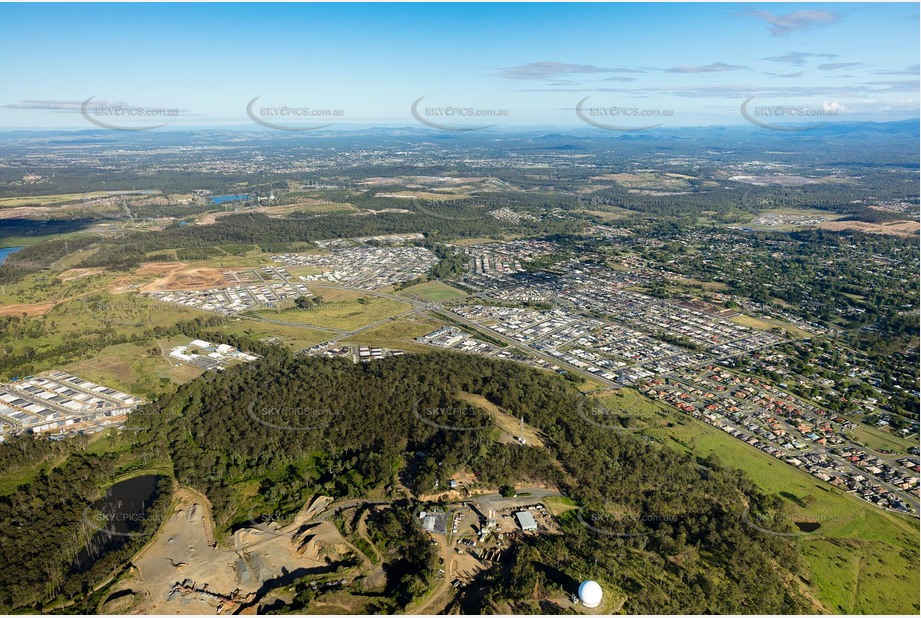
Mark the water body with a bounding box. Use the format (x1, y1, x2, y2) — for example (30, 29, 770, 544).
(0, 246, 22, 265)
(211, 194, 249, 205)
(794, 521, 821, 533)
(73, 474, 163, 572)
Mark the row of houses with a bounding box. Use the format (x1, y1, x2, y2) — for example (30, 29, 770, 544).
(644, 377, 916, 514)
(0, 371, 143, 439)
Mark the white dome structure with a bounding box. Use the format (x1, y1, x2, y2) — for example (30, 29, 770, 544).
(578, 580, 603, 608)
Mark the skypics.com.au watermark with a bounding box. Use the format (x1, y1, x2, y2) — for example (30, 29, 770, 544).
(81, 97, 182, 131)
(412, 399, 493, 432)
(243, 502, 316, 538)
(740, 97, 840, 131)
(575, 395, 649, 432)
(82, 506, 177, 538)
(577, 508, 678, 538)
(247, 97, 344, 131)
(246, 401, 346, 432)
(740, 188, 853, 211)
(81, 295, 152, 328)
(411, 195, 512, 221)
(578, 194, 680, 210)
(576, 97, 672, 131)
(742, 508, 838, 538)
(411, 97, 507, 131)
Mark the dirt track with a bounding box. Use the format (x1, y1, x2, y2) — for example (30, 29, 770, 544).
(0, 302, 56, 317)
(58, 268, 105, 281)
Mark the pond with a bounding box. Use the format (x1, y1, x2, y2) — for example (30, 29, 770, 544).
(211, 194, 249, 205)
(793, 521, 821, 533)
(73, 474, 164, 572)
(0, 246, 22, 265)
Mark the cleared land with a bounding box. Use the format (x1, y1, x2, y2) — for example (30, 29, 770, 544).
(217, 319, 332, 352)
(731, 313, 812, 338)
(818, 219, 920, 237)
(0, 192, 112, 208)
(340, 315, 448, 352)
(398, 280, 468, 302)
(105, 488, 356, 615)
(848, 425, 918, 455)
(456, 391, 547, 447)
(256, 293, 412, 331)
(63, 342, 172, 396)
(136, 263, 231, 292)
(0, 301, 57, 317)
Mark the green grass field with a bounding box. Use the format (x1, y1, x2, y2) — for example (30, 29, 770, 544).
(63, 342, 172, 397)
(731, 313, 812, 339)
(61, 333, 214, 397)
(848, 425, 918, 455)
(255, 293, 411, 331)
(340, 315, 448, 352)
(284, 265, 327, 277)
(398, 280, 468, 302)
(216, 318, 333, 352)
(0, 457, 55, 495)
(0, 296, 215, 379)
(191, 254, 276, 268)
(0, 270, 123, 305)
(640, 404, 919, 614)
(0, 192, 111, 208)
(591, 388, 673, 429)
(290, 202, 357, 215)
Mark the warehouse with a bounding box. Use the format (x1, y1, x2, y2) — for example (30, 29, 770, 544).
(514, 510, 538, 532)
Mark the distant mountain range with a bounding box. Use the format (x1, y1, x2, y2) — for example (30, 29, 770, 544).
(0, 118, 917, 139)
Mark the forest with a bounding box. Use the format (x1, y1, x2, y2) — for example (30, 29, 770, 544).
(119, 351, 810, 613)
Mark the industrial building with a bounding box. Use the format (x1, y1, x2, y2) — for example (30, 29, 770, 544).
(514, 510, 538, 532)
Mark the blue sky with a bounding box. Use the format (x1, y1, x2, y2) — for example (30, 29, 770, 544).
(0, 2, 917, 129)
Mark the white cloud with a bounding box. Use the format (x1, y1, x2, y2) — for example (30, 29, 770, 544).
(665, 62, 747, 74)
(741, 10, 841, 37)
(497, 62, 644, 81)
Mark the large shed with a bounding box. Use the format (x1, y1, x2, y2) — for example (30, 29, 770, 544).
(514, 510, 537, 531)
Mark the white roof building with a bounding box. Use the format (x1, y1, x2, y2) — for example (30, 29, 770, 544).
(514, 510, 537, 532)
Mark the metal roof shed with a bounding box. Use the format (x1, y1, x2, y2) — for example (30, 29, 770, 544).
(514, 510, 537, 531)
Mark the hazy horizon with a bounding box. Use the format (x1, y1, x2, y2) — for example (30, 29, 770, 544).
(1, 2, 918, 131)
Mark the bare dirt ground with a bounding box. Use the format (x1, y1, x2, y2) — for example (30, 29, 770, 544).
(104, 489, 354, 615)
(0, 301, 56, 317)
(193, 212, 226, 226)
(135, 263, 232, 292)
(729, 174, 821, 186)
(59, 267, 105, 281)
(592, 173, 643, 182)
(0, 205, 59, 218)
(194, 201, 355, 226)
(818, 219, 919, 237)
(135, 263, 185, 276)
(107, 277, 137, 294)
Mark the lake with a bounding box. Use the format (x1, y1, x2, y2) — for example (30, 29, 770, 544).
(0, 246, 22, 265)
(211, 194, 249, 205)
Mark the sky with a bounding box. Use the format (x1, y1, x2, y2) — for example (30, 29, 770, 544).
(0, 2, 918, 130)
